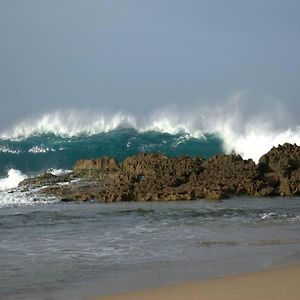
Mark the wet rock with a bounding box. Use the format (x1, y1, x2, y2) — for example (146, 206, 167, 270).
(19, 172, 61, 188)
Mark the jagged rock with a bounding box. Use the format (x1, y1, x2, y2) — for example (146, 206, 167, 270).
(74, 157, 120, 180)
(259, 143, 300, 196)
(18, 143, 300, 202)
(74, 156, 120, 172)
(99, 153, 204, 202)
(198, 154, 259, 196)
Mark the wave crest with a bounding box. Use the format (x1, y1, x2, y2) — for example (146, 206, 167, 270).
(0, 111, 137, 140)
(1, 93, 300, 162)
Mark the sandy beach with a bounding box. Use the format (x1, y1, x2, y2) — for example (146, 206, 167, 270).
(92, 263, 300, 300)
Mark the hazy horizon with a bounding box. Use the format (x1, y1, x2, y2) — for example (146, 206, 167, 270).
(0, 0, 299, 133)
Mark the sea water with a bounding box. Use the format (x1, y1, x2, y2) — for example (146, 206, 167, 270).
(1, 119, 300, 299)
(0, 128, 223, 177)
(1, 197, 300, 300)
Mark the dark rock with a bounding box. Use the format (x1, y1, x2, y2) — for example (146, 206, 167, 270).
(19, 172, 60, 188)
(61, 198, 73, 203)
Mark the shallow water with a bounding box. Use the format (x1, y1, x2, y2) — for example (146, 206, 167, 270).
(1, 197, 300, 300)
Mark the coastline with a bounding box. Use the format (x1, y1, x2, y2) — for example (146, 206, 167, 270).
(90, 263, 300, 300)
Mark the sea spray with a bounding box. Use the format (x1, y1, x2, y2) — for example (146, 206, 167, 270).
(0, 111, 137, 140)
(46, 168, 72, 176)
(0, 169, 27, 191)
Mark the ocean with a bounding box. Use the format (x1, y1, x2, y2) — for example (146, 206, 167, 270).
(1, 199, 300, 300)
(0, 128, 222, 178)
(1, 118, 300, 300)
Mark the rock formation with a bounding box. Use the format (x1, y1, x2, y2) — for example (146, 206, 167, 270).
(258, 143, 300, 196)
(19, 143, 300, 202)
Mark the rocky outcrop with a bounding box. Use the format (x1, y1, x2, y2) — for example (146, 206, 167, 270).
(74, 157, 120, 180)
(258, 143, 300, 196)
(19, 143, 300, 202)
(98, 153, 204, 202)
(19, 172, 75, 188)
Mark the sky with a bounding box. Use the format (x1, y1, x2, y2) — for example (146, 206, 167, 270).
(0, 0, 299, 132)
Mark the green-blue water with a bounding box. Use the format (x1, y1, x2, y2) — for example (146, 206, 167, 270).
(0, 128, 223, 176)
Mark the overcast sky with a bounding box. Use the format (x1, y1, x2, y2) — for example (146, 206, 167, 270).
(0, 0, 299, 131)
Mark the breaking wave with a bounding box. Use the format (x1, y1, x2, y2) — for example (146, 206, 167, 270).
(1, 94, 300, 175)
(0, 129, 223, 177)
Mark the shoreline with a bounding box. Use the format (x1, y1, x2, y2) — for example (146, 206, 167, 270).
(90, 263, 300, 300)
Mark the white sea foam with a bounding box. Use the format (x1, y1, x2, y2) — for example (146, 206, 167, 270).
(0, 190, 59, 208)
(28, 146, 56, 153)
(0, 111, 137, 140)
(0, 146, 20, 154)
(0, 169, 62, 207)
(1, 93, 300, 162)
(47, 168, 72, 176)
(0, 169, 27, 191)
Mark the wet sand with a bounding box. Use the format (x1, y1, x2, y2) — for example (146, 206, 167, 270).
(91, 263, 300, 300)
